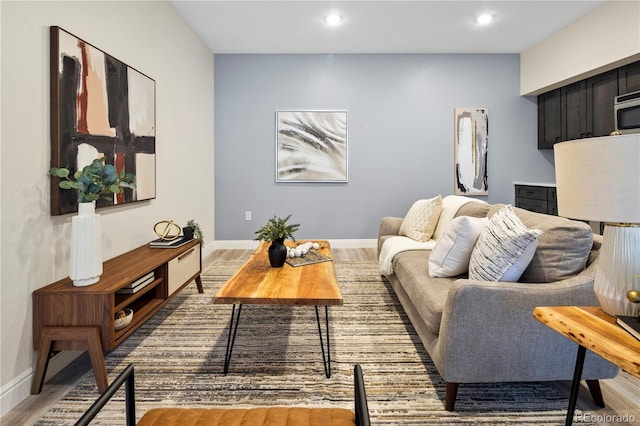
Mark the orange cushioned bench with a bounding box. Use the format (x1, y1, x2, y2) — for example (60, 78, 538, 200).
(76, 364, 370, 426)
(137, 407, 355, 426)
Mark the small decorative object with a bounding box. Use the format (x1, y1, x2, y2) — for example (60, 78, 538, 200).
(285, 241, 332, 267)
(50, 157, 135, 286)
(254, 214, 300, 267)
(154, 220, 182, 241)
(185, 219, 204, 244)
(114, 309, 133, 331)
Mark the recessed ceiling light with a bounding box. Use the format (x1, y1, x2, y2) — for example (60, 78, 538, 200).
(475, 14, 493, 25)
(324, 14, 343, 26)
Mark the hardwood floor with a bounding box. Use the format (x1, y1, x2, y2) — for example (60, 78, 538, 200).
(4, 248, 638, 425)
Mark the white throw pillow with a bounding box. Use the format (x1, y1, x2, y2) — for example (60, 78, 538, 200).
(399, 195, 443, 242)
(428, 216, 488, 277)
(468, 205, 543, 282)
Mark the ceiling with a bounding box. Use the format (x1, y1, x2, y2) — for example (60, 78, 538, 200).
(169, 0, 607, 54)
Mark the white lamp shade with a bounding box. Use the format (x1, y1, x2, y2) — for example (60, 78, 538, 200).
(553, 134, 640, 224)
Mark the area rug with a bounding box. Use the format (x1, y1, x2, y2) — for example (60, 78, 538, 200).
(36, 258, 579, 425)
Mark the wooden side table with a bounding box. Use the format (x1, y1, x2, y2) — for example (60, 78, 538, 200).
(533, 306, 640, 426)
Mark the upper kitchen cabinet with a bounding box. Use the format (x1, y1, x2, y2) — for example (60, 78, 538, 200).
(538, 89, 562, 149)
(537, 63, 636, 149)
(618, 61, 640, 94)
(586, 69, 619, 139)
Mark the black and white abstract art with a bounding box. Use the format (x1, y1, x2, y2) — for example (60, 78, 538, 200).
(276, 110, 348, 182)
(454, 107, 488, 195)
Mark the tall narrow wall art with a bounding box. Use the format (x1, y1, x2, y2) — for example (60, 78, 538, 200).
(454, 108, 488, 195)
(50, 26, 156, 215)
(276, 110, 348, 182)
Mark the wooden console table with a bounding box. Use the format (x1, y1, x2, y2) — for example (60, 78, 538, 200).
(533, 306, 640, 426)
(32, 239, 203, 394)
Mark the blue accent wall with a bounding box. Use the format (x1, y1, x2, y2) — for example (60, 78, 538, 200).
(214, 54, 554, 240)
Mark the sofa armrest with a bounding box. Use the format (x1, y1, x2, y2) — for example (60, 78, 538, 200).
(377, 217, 404, 256)
(433, 260, 617, 382)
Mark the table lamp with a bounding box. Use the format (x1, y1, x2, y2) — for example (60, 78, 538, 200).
(554, 134, 640, 317)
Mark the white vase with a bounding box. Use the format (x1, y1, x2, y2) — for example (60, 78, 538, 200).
(70, 201, 103, 286)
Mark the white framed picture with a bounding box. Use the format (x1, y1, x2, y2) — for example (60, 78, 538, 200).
(276, 110, 348, 182)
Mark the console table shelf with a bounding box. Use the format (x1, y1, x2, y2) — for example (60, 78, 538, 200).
(31, 239, 203, 395)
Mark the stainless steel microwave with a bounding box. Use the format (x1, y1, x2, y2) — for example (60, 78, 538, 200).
(615, 90, 640, 134)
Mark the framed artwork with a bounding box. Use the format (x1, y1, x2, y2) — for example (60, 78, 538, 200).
(454, 107, 488, 195)
(276, 110, 348, 182)
(50, 26, 156, 215)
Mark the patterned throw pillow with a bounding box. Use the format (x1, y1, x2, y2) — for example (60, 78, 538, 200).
(468, 205, 543, 281)
(399, 195, 443, 242)
(428, 216, 488, 277)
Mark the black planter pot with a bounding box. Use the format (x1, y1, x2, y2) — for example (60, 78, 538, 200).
(182, 226, 195, 240)
(268, 238, 288, 267)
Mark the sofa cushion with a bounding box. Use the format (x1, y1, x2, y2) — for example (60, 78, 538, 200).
(393, 250, 455, 335)
(432, 195, 488, 240)
(488, 205, 594, 283)
(454, 201, 490, 219)
(469, 205, 542, 282)
(399, 195, 442, 242)
(429, 216, 488, 277)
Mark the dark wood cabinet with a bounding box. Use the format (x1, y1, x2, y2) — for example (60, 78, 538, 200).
(515, 184, 557, 215)
(561, 81, 588, 141)
(537, 89, 562, 149)
(618, 61, 640, 94)
(537, 61, 637, 149)
(586, 69, 618, 138)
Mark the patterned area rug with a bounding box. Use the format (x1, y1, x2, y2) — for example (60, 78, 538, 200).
(36, 259, 578, 425)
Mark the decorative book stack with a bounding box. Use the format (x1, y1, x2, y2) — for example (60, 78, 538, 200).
(149, 237, 191, 249)
(116, 272, 155, 294)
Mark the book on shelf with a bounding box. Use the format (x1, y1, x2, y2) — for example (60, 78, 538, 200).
(149, 237, 191, 249)
(616, 315, 640, 341)
(122, 271, 155, 289)
(117, 275, 155, 294)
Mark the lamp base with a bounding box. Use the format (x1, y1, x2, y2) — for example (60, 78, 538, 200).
(594, 223, 640, 317)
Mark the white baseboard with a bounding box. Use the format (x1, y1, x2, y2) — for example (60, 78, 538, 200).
(0, 367, 32, 417)
(211, 239, 377, 250)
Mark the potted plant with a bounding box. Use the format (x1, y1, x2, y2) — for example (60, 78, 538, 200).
(49, 158, 135, 286)
(184, 219, 204, 244)
(254, 214, 300, 267)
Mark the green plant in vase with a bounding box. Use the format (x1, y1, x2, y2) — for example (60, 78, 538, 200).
(254, 214, 300, 267)
(49, 157, 136, 203)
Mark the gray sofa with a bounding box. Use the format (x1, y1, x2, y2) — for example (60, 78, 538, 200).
(377, 198, 619, 411)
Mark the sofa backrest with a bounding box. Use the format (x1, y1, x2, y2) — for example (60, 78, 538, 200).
(486, 204, 595, 283)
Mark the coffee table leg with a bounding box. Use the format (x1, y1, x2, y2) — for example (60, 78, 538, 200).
(224, 304, 242, 375)
(315, 305, 331, 378)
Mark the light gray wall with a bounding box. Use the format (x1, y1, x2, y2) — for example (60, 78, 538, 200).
(214, 54, 555, 241)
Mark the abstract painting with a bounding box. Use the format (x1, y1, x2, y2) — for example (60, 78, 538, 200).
(50, 26, 156, 215)
(276, 110, 348, 182)
(454, 108, 488, 195)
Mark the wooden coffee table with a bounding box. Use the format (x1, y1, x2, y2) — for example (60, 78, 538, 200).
(212, 240, 342, 377)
